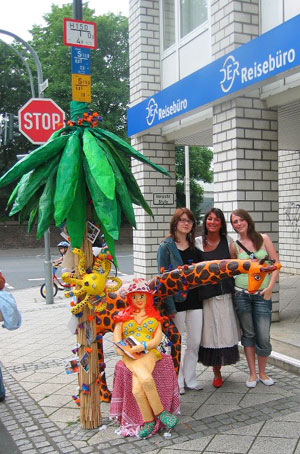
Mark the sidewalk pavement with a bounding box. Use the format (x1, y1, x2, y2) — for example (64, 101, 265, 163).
(0, 272, 300, 454)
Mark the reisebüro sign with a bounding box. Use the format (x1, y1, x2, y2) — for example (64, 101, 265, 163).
(127, 14, 300, 136)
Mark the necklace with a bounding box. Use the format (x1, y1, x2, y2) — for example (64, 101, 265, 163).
(206, 238, 219, 246)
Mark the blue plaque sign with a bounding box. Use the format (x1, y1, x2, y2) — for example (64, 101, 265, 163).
(127, 14, 300, 136)
(72, 47, 91, 75)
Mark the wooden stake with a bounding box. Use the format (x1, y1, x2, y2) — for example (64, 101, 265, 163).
(75, 232, 101, 429)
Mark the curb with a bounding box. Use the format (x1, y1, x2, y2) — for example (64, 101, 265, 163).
(238, 344, 300, 376)
(268, 350, 300, 376)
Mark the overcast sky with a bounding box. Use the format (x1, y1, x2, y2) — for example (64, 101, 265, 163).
(0, 0, 128, 42)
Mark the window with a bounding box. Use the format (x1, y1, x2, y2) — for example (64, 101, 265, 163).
(180, 0, 208, 38)
(162, 0, 176, 50)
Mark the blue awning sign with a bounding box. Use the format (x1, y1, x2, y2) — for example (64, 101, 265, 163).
(127, 14, 300, 136)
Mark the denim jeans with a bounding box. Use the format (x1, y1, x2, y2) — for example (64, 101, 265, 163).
(233, 290, 272, 357)
(0, 363, 5, 398)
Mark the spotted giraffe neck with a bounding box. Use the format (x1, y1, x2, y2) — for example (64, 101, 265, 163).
(148, 258, 281, 297)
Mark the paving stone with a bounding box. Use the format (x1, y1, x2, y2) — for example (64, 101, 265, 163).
(19, 449, 37, 454)
(38, 447, 58, 454)
(206, 433, 255, 453)
(35, 442, 51, 449)
(248, 436, 297, 454)
(80, 446, 95, 453)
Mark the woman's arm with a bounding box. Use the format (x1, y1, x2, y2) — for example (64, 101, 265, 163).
(260, 233, 280, 300)
(112, 322, 125, 356)
(157, 244, 177, 315)
(230, 241, 237, 258)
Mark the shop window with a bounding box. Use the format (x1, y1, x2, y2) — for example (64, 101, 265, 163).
(180, 0, 208, 38)
(162, 0, 176, 50)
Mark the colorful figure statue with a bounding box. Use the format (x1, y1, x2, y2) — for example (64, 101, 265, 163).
(62, 248, 122, 314)
(112, 278, 178, 438)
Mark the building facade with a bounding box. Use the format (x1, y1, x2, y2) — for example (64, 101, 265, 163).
(128, 0, 300, 320)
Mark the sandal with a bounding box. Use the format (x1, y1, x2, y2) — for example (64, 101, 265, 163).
(138, 420, 156, 438)
(157, 410, 178, 429)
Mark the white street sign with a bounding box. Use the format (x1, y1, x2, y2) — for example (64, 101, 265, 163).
(64, 18, 97, 49)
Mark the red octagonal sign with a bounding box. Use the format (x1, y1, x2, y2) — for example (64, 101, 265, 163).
(19, 98, 65, 144)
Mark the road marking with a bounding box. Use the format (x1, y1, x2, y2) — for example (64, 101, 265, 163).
(28, 278, 45, 281)
(5, 283, 14, 290)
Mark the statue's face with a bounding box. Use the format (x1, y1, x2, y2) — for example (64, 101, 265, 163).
(83, 273, 106, 295)
(131, 292, 147, 310)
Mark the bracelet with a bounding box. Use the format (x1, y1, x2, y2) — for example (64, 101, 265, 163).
(142, 341, 147, 351)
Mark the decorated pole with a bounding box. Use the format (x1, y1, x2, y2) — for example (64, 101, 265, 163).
(67, 0, 99, 429)
(73, 231, 101, 429)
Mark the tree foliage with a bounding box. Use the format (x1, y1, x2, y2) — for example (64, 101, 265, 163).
(175, 146, 213, 221)
(28, 4, 129, 136)
(0, 3, 129, 214)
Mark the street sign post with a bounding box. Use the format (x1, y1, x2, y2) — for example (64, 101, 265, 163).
(72, 74, 91, 102)
(71, 47, 90, 75)
(18, 98, 65, 144)
(64, 18, 97, 49)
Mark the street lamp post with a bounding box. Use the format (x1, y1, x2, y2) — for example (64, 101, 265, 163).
(0, 29, 54, 305)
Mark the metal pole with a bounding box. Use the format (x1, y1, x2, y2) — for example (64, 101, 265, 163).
(0, 39, 35, 97)
(0, 29, 54, 304)
(185, 145, 191, 209)
(73, 0, 83, 19)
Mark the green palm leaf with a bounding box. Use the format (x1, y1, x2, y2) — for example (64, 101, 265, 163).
(93, 128, 170, 176)
(9, 154, 61, 216)
(37, 167, 57, 240)
(105, 139, 153, 217)
(100, 139, 136, 228)
(0, 134, 68, 188)
(54, 130, 82, 226)
(83, 129, 115, 200)
(66, 162, 87, 249)
(83, 156, 119, 240)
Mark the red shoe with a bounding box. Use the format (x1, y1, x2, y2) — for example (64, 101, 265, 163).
(212, 376, 223, 388)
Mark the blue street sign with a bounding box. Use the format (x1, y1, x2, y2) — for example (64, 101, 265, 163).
(72, 47, 90, 75)
(127, 14, 300, 136)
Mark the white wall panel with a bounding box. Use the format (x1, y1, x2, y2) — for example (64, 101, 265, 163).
(161, 51, 178, 88)
(179, 30, 210, 79)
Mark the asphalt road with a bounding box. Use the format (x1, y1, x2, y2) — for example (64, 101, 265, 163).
(0, 245, 133, 290)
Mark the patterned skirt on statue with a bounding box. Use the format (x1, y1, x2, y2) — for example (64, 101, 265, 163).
(110, 353, 180, 437)
(198, 293, 240, 366)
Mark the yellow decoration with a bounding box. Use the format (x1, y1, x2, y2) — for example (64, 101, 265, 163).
(62, 248, 122, 314)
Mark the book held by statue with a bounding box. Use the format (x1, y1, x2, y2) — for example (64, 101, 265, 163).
(113, 336, 147, 359)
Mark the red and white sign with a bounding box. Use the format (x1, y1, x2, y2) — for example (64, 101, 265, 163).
(64, 18, 97, 49)
(19, 98, 65, 144)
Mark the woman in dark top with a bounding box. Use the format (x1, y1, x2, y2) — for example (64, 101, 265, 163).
(195, 208, 240, 388)
(157, 208, 203, 395)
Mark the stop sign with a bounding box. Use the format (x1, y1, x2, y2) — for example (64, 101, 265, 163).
(19, 98, 65, 144)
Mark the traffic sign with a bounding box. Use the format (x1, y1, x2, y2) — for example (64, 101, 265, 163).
(72, 74, 91, 103)
(18, 98, 65, 144)
(64, 18, 97, 49)
(72, 47, 90, 75)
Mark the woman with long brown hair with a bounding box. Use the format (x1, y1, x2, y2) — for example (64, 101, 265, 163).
(196, 208, 240, 388)
(157, 208, 203, 395)
(230, 209, 279, 388)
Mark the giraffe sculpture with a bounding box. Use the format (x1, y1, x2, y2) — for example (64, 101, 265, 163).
(95, 257, 281, 402)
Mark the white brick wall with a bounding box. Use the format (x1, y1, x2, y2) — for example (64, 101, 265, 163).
(129, 0, 176, 279)
(278, 150, 300, 274)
